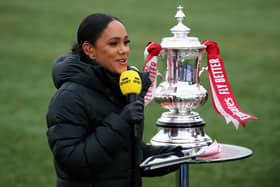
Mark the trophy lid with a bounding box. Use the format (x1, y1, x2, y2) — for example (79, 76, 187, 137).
(161, 5, 205, 49)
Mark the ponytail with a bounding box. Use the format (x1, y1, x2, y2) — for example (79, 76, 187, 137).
(71, 42, 83, 55)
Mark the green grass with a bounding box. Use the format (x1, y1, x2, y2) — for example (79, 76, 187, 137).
(0, 0, 279, 186)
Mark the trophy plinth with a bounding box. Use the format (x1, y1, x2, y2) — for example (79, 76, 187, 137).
(150, 5, 212, 148)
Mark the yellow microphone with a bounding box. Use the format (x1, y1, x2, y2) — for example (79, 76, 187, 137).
(119, 70, 142, 102)
(120, 70, 142, 187)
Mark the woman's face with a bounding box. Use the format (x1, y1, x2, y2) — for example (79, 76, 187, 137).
(92, 20, 130, 74)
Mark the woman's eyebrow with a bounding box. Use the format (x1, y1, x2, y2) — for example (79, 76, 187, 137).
(107, 35, 129, 41)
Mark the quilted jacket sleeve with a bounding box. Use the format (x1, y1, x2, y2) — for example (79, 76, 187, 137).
(140, 142, 183, 177)
(46, 89, 130, 177)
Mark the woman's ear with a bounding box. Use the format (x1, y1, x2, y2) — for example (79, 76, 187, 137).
(82, 42, 96, 59)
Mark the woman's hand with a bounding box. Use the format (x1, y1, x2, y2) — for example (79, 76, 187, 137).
(120, 97, 144, 123)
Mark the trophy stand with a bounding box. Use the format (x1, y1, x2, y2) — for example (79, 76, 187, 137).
(140, 143, 253, 187)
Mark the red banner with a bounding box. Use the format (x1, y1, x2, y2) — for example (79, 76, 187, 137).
(142, 42, 161, 106)
(202, 40, 259, 128)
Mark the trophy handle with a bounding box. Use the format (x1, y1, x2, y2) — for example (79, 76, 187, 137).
(199, 66, 208, 77)
(195, 48, 207, 84)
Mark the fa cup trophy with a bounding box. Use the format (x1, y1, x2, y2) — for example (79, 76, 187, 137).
(141, 6, 258, 187)
(149, 5, 212, 149)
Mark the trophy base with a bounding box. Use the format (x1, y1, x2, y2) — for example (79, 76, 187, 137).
(150, 111, 212, 149)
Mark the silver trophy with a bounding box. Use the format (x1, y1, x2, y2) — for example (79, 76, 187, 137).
(150, 5, 212, 149)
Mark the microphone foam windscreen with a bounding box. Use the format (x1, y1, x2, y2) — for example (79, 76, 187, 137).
(119, 70, 142, 95)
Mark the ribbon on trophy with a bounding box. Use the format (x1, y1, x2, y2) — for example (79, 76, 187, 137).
(142, 42, 161, 106)
(199, 40, 259, 128)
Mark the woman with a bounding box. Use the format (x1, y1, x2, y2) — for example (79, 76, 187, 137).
(46, 13, 181, 187)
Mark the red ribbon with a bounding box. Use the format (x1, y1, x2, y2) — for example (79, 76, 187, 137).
(143, 42, 161, 105)
(202, 40, 259, 128)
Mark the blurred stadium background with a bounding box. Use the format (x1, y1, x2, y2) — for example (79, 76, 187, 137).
(0, 0, 279, 186)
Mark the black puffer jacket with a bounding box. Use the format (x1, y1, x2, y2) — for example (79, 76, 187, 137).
(46, 54, 180, 187)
